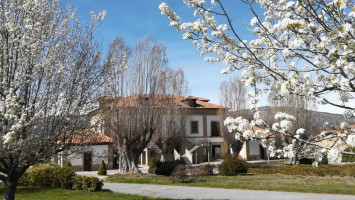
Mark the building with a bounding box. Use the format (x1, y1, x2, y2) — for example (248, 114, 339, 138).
(153, 96, 229, 165)
(66, 95, 267, 171)
(55, 129, 114, 171)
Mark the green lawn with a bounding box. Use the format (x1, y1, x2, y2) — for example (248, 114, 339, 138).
(0, 187, 168, 200)
(106, 174, 355, 195)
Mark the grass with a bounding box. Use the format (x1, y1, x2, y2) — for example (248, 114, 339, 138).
(106, 173, 355, 195)
(0, 187, 168, 200)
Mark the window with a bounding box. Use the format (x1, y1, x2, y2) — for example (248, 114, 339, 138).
(191, 121, 199, 134)
(211, 121, 220, 136)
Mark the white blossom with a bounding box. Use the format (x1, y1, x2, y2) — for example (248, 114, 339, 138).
(160, 0, 355, 167)
(327, 148, 342, 163)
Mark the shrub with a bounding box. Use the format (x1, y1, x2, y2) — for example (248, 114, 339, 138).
(58, 166, 76, 189)
(170, 165, 207, 182)
(200, 164, 214, 176)
(170, 165, 188, 182)
(82, 176, 103, 192)
(299, 158, 314, 165)
(64, 161, 72, 167)
(155, 160, 182, 176)
(73, 175, 83, 190)
(19, 165, 76, 189)
(218, 154, 248, 176)
(342, 147, 355, 162)
(148, 157, 156, 174)
(20, 167, 59, 187)
(186, 165, 206, 181)
(97, 161, 107, 175)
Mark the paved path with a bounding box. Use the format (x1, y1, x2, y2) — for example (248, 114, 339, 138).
(103, 183, 355, 200)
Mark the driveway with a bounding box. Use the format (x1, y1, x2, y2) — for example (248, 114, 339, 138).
(103, 183, 355, 200)
(75, 165, 149, 180)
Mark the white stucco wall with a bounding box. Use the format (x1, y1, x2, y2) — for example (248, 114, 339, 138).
(186, 115, 203, 137)
(67, 145, 109, 166)
(249, 141, 261, 156)
(92, 145, 109, 164)
(68, 151, 83, 166)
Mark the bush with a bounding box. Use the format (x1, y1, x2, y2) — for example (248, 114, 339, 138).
(19, 166, 61, 187)
(82, 176, 103, 192)
(155, 160, 182, 176)
(185, 165, 206, 181)
(170, 165, 188, 182)
(200, 164, 214, 176)
(299, 158, 314, 165)
(64, 161, 72, 167)
(19, 165, 77, 190)
(19, 165, 103, 191)
(170, 165, 207, 182)
(148, 157, 156, 174)
(218, 154, 249, 176)
(73, 175, 83, 190)
(342, 147, 355, 162)
(58, 166, 76, 189)
(97, 161, 107, 175)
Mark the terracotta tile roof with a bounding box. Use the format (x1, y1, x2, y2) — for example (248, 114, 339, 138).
(96, 94, 226, 110)
(59, 129, 114, 145)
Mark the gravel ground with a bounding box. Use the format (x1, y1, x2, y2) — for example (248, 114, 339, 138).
(103, 183, 355, 200)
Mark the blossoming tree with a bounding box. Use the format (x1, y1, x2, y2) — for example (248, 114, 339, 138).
(0, 0, 106, 199)
(159, 0, 355, 166)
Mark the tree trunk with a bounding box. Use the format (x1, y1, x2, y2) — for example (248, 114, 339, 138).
(128, 160, 139, 174)
(4, 176, 19, 200)
(291, 154, 298, 165)
(125, 154, 139, 174)
(231, 141, 244, 155)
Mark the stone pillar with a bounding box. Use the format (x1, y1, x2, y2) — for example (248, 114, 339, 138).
(140, 153, 143, 165)
(145, 149, 148, 166)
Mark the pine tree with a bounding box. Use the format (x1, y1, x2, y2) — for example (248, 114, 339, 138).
(97, 161, 107, 175)
(148, 157, 156, 174)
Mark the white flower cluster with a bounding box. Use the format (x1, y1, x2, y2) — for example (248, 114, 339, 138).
(327, 148, 342, 163)
(272, 112, 295, 133)
(224, 117, 253, 140)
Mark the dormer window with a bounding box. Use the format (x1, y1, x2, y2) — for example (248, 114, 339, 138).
(187, 99, 197, 107)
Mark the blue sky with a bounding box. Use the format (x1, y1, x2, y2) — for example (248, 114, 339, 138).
(68, 0, 344, 114)
(68, 0, 253, 104)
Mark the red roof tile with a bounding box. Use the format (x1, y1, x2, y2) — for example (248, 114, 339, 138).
(96, 94, 226, 110)
(59, 129, 113, 145)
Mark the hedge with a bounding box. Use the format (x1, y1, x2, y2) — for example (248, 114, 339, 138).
(249, 164, 355, 177)
(19, 165, 103, 192)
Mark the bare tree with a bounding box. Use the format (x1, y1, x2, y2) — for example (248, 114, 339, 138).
(0, 1, 106, 199)
(219, 76, 251, 155)
(267, 88, 318, 137)
(153, 68, 189, 162)
(267, 88, 318, 164)
(99, 36, 188, 173)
